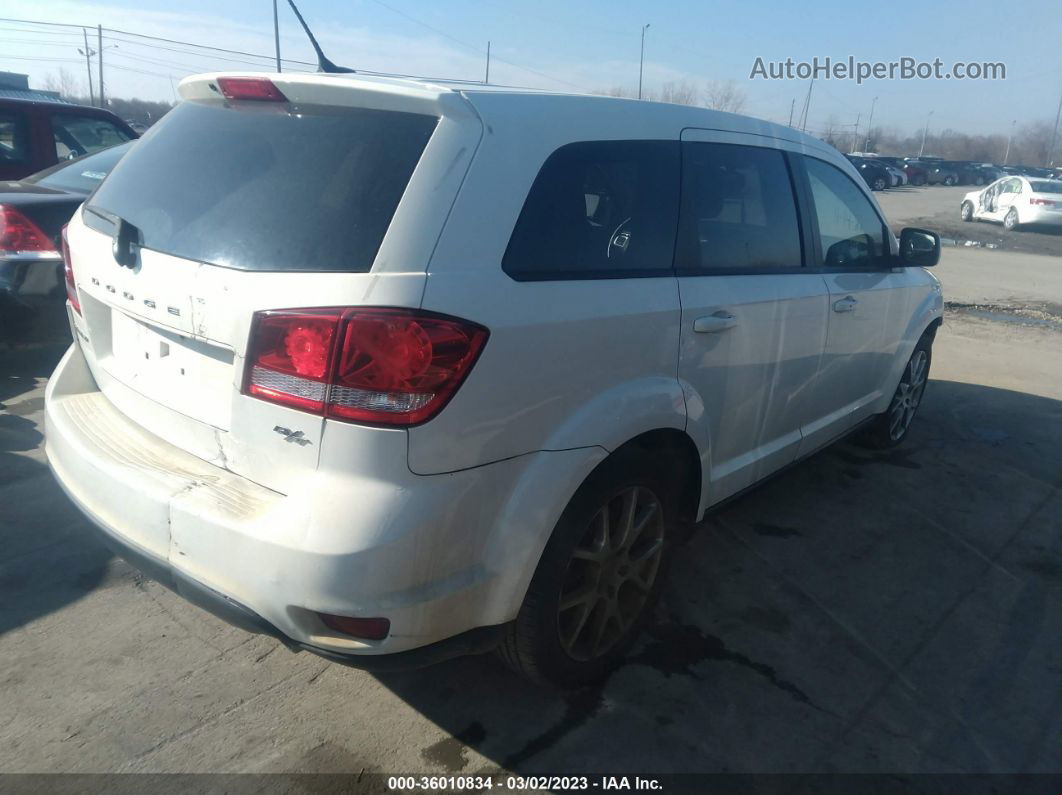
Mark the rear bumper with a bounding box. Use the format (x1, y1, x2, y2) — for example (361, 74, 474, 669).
(57, 474, 505, 669)
(1018, 206, 1062, 226)
(46, 339, 597, 663)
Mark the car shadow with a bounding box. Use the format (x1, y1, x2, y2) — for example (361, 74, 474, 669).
(0, 341, 114, 638)
(371, 379, 1062, 774)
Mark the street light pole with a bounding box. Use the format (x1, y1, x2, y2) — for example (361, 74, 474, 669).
(97, 24, 104, 108)
(864, 96, 878, 152)
(1003, 119, 1016, 165)
(273, 0, 282, 72)
(918, 110, 933, 157)
(79, 28, 95, 106)
(638, 24, 650, 100)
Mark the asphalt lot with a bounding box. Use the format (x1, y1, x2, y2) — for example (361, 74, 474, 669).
(1, 187, 1060, 780)
(878, 183, 1062, 258)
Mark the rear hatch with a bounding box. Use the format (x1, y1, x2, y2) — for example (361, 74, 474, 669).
(65, 73, 480, 493)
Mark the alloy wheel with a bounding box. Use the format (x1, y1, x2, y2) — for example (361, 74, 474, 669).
(888, 350, 928, 441)
(557, 486, 664, 662)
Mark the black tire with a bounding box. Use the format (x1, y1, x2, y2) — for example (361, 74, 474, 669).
(872, 176, 887, 191)
(1003, 208, 1019, 231)
(498, 449, 676, 686)
(974, 176, 985, 186)
(944, 175, 957, 186)
(960, 201, 974, 222)
(860, 334, 932, 449)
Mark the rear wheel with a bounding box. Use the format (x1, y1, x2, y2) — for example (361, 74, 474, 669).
(499, 452, 674, 686)
(1003, 208, 1019, 231)
(944, 175, 957, 186)
(960, 201, 974, 222)
(860, 335, 932, 449)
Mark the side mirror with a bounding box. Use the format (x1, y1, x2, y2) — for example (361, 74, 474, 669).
(899, 227, 940, 267)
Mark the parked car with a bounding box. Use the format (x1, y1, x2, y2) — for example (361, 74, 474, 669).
(0, 97, 137, 181)
(846, 155, 892, 190)
(0, 141, 133, 339)
(47, 74, 943, 685)
(906, 159, 958, 185)
(960, 175, 1062, 231)
(901, 162, 930, 186)
(949, 161, 999, 186)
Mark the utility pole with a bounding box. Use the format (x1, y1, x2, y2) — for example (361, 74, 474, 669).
(852, 112, 861, 153)
(864, 96, 878, 152)
(273, 0, 282, 72)
(1003, 119, 1016, 165)
(638, 24, 650, 100)
(97, 25, 104, 108)
(79, 28, 95, 106)
(800, 78, 814, 133)
(485, 41, 490, 84)
(918, 109, 933, 157)
(788, 98, 795, 127)
(1049, 92, 1062, 166)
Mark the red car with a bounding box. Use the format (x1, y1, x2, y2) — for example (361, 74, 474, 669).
(0, 97, 137, 181)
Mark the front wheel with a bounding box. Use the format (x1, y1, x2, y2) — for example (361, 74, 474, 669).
(1003, 208, 1019, 231)
(944, 175, 957, 186)
(499, 453, 674, 686)
(872, 177, 888, 191)
(960, 201, 974, 222)
(860, 336, 932, 449)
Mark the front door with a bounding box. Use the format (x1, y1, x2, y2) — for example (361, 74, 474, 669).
(675, 132, 829, 506)
(797, 154, 911, 451)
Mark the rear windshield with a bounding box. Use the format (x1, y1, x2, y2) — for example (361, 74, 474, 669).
(26, 141, 132, 194)
(85, 99, 437, 272)
(1029, 181, 1062, 194)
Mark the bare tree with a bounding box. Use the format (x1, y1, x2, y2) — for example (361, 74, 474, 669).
(41, 68, 82, 99)
(703, 79, 746, 114)
(651, 80, 700, 106)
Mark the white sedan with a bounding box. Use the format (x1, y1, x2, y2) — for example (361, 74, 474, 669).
(960, 175, 1062, 231)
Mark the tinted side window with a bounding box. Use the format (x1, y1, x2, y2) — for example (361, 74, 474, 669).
(676, 142, 802, 273)
(805, 157, 886, 268)
(52, 114, 133, 159)
(0, 111, 29, 164)
(503, 141, 679, 280)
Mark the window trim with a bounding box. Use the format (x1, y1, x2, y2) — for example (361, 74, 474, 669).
(501, 139, 681, 283)
(795, 153, 894, 273)
(673, 142, 810, 278)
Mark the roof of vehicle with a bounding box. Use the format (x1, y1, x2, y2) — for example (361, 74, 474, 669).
(0, 89, 76, 104)
(179, 71, 839, 159)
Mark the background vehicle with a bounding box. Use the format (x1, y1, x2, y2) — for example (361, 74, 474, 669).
(960, 175, 1062, 231)
(0, 97, 136, 181)
(1, 142, 133, 340)
(846, 154, 892, 190)
(906, 159, 958, 185)
(949, 161, 999, 185)
(47, 73, 943, 686)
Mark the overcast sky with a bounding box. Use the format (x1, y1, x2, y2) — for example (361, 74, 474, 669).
(1, 0, 1060, 136)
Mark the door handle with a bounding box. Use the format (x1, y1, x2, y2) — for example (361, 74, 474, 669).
(833, 296, 858, 313)
(693, 312, 738, 333)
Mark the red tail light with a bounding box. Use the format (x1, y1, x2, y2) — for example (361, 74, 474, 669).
(0, 204, 56, 254)
(244, 308, 488, 426)
(60, 224, 81, 315)
(216, 77, 287, 102)
(1030, 197, 1055, 206)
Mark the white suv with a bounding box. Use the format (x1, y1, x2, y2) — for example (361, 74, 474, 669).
(46, 73, 943, 685)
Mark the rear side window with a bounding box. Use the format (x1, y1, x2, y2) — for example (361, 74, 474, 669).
(52, 114, 133, 159)
(503, 140, 679, 280)
(676, 142, 802, 273)
(86, 100, 437, 272)
(0, 111, 29, 164)
(804, 157, 886, 268)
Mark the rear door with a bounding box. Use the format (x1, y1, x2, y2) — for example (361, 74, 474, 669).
(795, 154, 911, 449)
(676, 131, 829, 505)
(66, 77, 477, 493)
